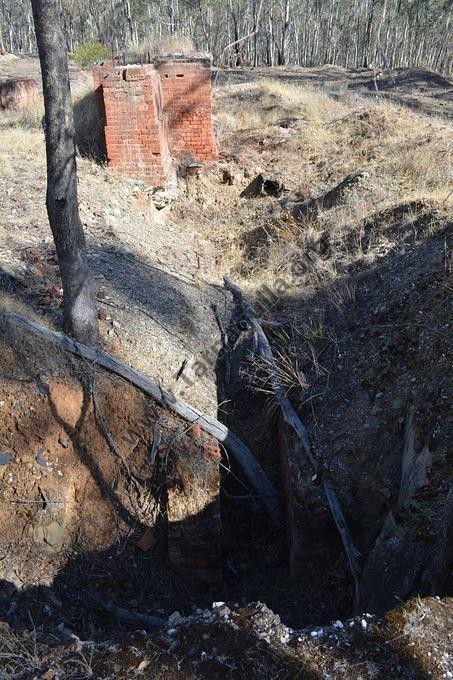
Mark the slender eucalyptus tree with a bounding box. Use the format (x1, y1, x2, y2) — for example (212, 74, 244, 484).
(31, 0, 98, 345)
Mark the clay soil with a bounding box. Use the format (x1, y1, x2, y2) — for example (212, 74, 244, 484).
(0, 317, 196, 623)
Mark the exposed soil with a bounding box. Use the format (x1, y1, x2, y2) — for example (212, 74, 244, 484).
(0, 318, 232, 639)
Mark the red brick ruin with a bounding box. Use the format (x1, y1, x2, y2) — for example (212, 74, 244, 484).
(0, 77, 38, 110)
(93, 55, 217, 185)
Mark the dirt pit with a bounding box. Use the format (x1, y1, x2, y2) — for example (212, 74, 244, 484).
(0, 316, 351, 642)
(0, 195, 451, 663)
(0, 316, 228, 638)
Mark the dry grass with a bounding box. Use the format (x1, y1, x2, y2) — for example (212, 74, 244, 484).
(244, 319, 329, 400)
(295, 100, 452, 207)
(386, 597, 453, 677)
(0, 98, 44, 130)
(0, 126, 43, 158)
(0, 88, 104, 163)
(135, 34, 195, 58)
(214, 79, 343, 135)
(215, 77, 452, 198)
(0, 292, 54, 328)
(212, 77, 452, 285)
(0, 87, 106, 163)
(0, 626, 45, 679)
(0, 99, 45, 188)
(0, 100, 44, 157)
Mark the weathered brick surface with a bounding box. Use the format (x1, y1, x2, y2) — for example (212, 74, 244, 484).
(0, 78, 39, 110)
(155, 56, 217, 161)
(94, 64, 171, 185)
(94, 55, 217, 186)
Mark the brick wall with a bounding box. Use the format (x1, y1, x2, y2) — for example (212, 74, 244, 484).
(0, 78, 39, 110)
(155, 56, 218, 162)
(94, 64, 172, 185)
(94, 55, 217, 186)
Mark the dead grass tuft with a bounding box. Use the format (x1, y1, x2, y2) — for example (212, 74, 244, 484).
(0, 625, 45, 679)
(0, 292, 54, 329)
(244, 319, 329, 400)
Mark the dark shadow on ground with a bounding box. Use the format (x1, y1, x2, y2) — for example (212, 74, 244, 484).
(87, 243, 226, 342)
(0, 242, 226, 353)
(0, 535, 437, 678)
(0, 502, 440, 678)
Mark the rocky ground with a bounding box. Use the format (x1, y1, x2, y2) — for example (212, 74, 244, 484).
(0, 598, 452, 678)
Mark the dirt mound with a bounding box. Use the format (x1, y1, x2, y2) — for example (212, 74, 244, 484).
(1, 597, 451, 678)
(361, 68, 453, 93)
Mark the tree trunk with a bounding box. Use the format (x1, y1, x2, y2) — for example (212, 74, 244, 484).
(280, 0, 291, 65)
(30, 0, 98, 346)
(362, 0, 376, 67)
(124, 0, 134, 45)
(0, 25, 5, 55)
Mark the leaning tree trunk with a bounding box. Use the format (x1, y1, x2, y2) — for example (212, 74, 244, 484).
(31, 0, 98, 346)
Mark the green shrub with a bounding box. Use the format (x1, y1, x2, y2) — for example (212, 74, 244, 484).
(73, 43, 110, 68)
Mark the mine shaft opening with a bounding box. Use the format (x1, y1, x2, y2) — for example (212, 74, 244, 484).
(213, 307, 356, 630)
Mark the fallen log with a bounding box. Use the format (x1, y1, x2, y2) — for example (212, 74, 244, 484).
(223, 276, 361, 604)
(284, 171, 367, 222)
(0, 311, 282, 525)
(102, 602, 165, 630)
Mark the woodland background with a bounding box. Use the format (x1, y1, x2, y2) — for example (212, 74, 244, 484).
(0, 0, 451, 75)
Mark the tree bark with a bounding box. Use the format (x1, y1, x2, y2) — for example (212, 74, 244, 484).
(0, 22, 5, 54)
(362, 0, 376, 67)
(31, 0, 98, 346)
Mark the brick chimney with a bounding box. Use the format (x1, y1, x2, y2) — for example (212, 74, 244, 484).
(94, 54, 217, 186)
